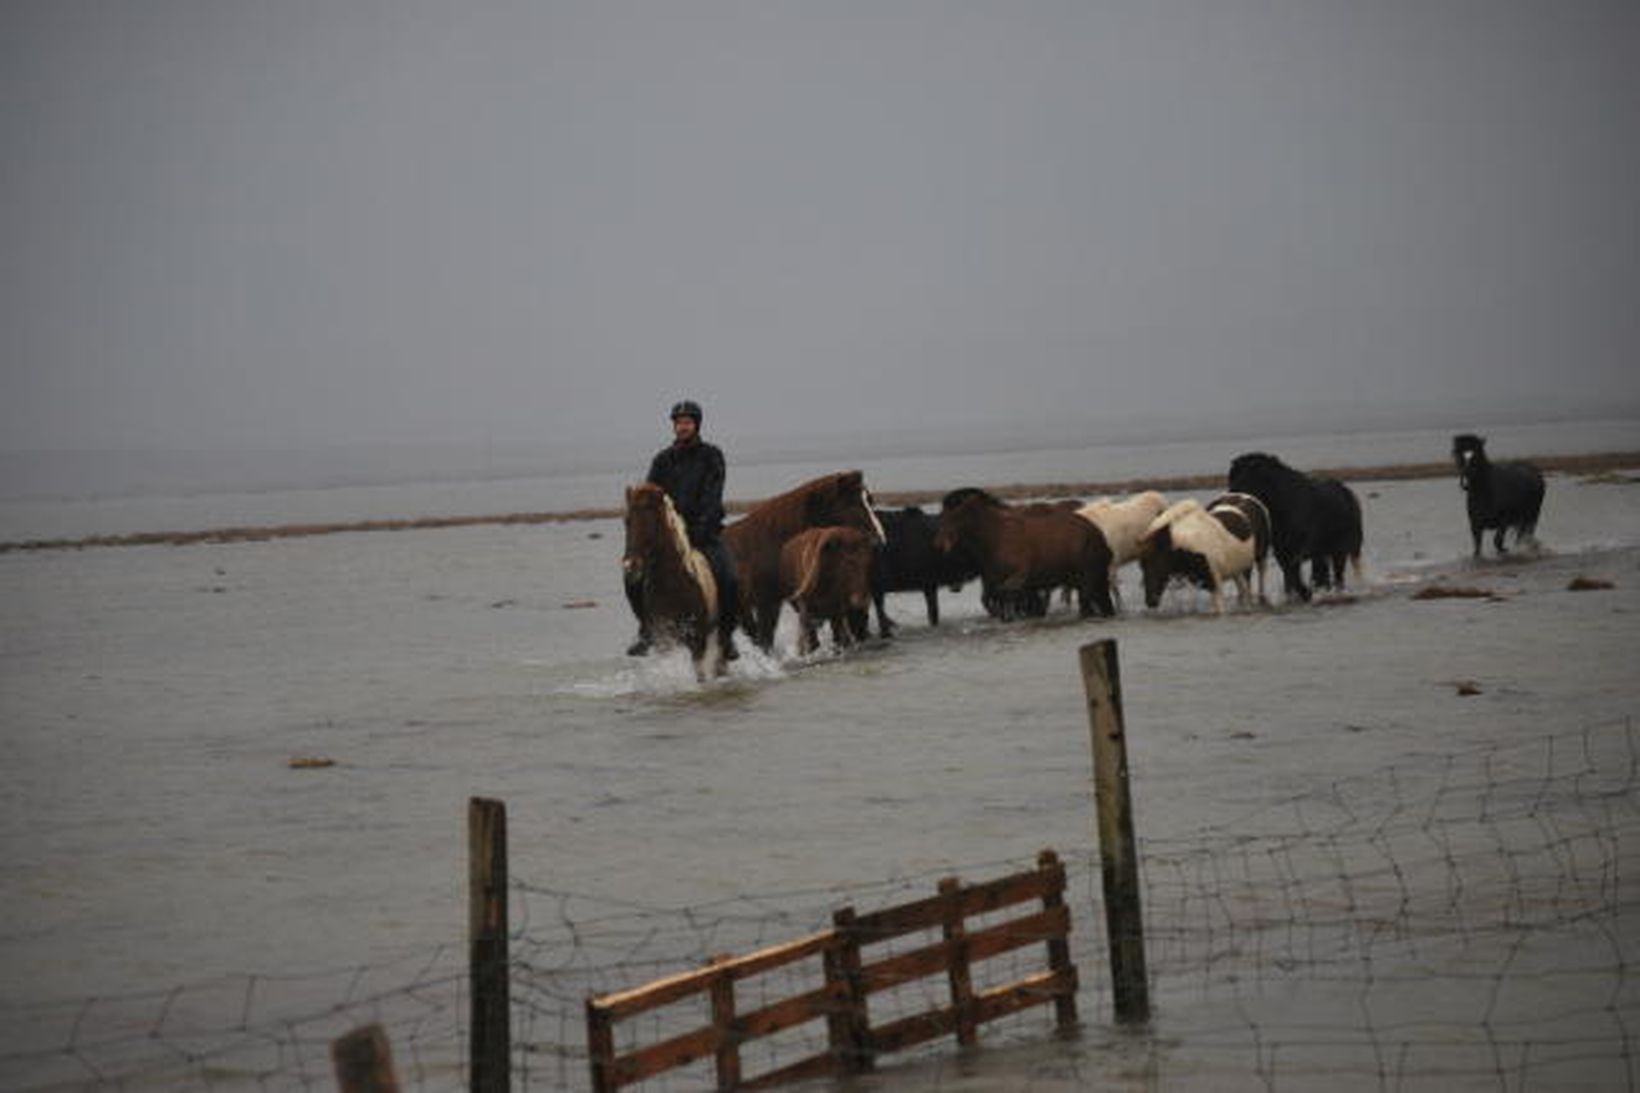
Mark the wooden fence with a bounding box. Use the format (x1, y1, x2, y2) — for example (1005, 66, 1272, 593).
(584, 849, 1078, 1092)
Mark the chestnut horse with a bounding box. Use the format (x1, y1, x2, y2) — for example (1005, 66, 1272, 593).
(934, 491, 1115, 620)
(779, 526, 875, 655)
(622, 483, 722, 679)
(723, 470, 886, 651)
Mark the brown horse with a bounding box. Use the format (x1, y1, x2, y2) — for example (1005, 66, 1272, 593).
(622, 483, 722, 679)
(934, 491, 1115, 620)
(779, 526, 875, 655)
(723, 470, 885, 651)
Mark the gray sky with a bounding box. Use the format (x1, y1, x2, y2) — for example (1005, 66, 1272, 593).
(4, 1, 1638, 457)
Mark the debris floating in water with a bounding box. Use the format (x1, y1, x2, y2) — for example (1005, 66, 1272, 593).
(562, 599, 599, 609)
(288, 756, 336, 769)
(1567, 576, 1614, 591)
(1412, 584, 1497, 601)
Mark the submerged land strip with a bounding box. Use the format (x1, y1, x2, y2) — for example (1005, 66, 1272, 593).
(5, 450, 1639, 554)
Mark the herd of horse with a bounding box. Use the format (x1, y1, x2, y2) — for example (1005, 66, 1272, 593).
(622, 436, 1546, 678)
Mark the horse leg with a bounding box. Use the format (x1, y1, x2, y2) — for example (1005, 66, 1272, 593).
(794, 605, 816, 656)
(1283, 558, 1311, 603)
(872, 589, 896, 638)
(924, 585, 940, 627)
(754, 580, 782, 651)
(1209, 574, 1226, 616)
(624, 579, 653, 654)
(696, 629, 725, 681)
(1088, 568, 1114, 618)
(848, 607, 870, 643)
(1494, 527, 1507, 555)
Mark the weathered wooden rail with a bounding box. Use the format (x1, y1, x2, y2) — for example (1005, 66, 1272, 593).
(584, 849, 1078, 1092)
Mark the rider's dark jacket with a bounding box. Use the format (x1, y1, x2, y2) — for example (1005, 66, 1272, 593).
(646, 438, 727, 549)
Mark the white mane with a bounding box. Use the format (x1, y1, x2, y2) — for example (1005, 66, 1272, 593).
(657, 491, 718, 617)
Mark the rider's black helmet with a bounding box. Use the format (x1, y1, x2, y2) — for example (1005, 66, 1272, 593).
(670, 400, 703, 423)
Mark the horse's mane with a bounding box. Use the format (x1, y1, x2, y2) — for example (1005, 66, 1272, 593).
(630, 483, 692, 557)
(1452, 433, 1486, 458)
(940, 487, 1006, 512)
(787, 526, 867, 605)
(629, 484, 716, 611)
(1228, 451, 1302, 482)
(1085, 489, 1166, 517)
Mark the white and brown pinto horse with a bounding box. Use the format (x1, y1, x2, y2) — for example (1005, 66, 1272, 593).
(622, 483, 723, 679)
(1204, 491, 1272, 603)
(723, 470, 886, 652)
(1137, 495, 1267, 615)
(1075, 490, 1168, 612)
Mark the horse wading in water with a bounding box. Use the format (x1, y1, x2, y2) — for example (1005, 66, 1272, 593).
(723, 471, 886, 652)
(1227, 452, 1363, 602)
(1452, 433, 1545, 558)
(779, 526, 875, 656)
(622, 483, 724, 679)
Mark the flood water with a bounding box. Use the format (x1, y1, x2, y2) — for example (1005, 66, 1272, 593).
(3, 418, 1638, 1090)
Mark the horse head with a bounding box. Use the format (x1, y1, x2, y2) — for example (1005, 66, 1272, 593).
(1452, 434, 1486, 491)
(1138, 523, 1175, 608)
(803, 470, 886, 544)
(1226, 452, 1293, 497)
(623, 483, 691, 586)
(1135, 499, 1206, 609)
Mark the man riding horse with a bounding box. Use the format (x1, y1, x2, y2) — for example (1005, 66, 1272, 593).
(625, 399, 741, 661)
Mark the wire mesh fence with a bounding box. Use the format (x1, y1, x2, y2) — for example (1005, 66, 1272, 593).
(4, 716, 1635, 1091)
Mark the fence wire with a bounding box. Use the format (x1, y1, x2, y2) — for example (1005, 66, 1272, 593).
(4, 717, 1635, 1091)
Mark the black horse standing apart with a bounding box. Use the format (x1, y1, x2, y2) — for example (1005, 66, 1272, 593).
(1452, 434, 1545, 557)
(1226, 452, 1363, 603)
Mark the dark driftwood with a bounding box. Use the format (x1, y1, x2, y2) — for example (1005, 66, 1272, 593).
(330, 1024, 400, 1093)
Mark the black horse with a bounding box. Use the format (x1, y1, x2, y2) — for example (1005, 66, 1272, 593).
(1452, 434, 1545, 557)
(868, 506, 979, 637)
(1227, 452, 1363, 603)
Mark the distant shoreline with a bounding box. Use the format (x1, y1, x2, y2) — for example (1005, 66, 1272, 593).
(5, 450, 1638, 554)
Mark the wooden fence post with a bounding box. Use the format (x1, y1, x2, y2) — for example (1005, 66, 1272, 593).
(331, 1024, 400, 1093)
(1078, 639, 1151, 1024)
(469, 797, 510, 1093)
(1036, 849, 1080, 1029)
(824, 906, 872, 1074)
(585, 999, 617, 1093)
(939, 877, 978, 1047)
(707, 955, 741, 1088)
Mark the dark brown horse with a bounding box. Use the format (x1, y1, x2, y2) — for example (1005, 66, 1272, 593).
(723, 470, 885, 651)
(934, 492, 1115, 619)
(622, 483, 723, 678)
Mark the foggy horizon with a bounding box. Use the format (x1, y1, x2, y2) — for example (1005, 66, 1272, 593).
(4, 2, 1638, 461)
